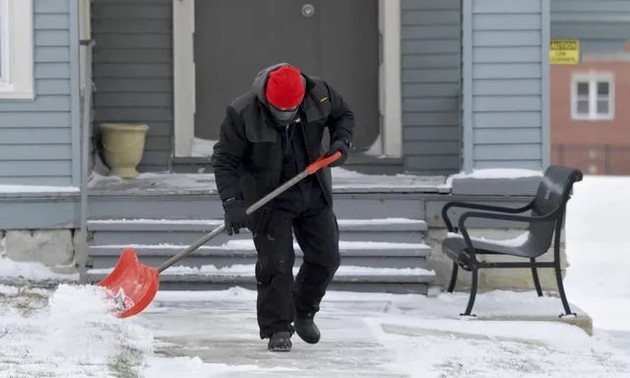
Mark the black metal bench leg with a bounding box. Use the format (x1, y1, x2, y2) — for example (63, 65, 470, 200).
(447, 262, 458, 293)
(462, 266, 478, 316)
(554, 261, 575, 316)
(530, 258, 543, 297)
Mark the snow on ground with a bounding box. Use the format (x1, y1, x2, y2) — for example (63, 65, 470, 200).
(0, 175, 629, 377)
(0, 284, 151, 377)
(564, 175, 630, 336)
(0, 185, 79, 193)
(444, 168, 543, 186)
(0, 256, 79, 282)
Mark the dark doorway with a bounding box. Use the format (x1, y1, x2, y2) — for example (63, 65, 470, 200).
(194, 0, 379, 150)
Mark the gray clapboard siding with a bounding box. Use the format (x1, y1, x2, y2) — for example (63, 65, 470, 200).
(0, 0, 78, 186)
(463, 0, 548, 171)
(92, 0, 173, 172)
(401, 0, 462, 174)
(0, 145, 71, 160)
(551, 0, 630, 53)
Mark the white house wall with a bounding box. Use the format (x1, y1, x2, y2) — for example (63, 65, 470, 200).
(0, 0, 80, 186)
(91, 0, 173, 172)
(401, 0, 463, 174)
(0, 0, 80, 230)
(463, 0, 549, 171)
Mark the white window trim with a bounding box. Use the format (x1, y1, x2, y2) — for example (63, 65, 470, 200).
(0, 0, 34, 100)
(571, 72, 615, 121)
(0, 0, 9, 85)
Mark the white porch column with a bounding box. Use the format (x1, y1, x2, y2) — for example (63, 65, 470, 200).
(173, 0, 195, 157)
(379, 0, 402, 157)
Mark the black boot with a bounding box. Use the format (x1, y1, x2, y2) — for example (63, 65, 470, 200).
(268, 331, 292, 352)
(295, 313, 320, 344)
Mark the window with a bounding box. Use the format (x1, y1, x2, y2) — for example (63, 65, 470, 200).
(0, 0, 34, 99)
(571, 73, 614, 121)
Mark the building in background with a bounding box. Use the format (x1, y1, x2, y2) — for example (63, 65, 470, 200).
(550, 1, 630, 175)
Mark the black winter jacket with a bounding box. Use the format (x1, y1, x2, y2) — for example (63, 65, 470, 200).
(210, 64, 354, 228)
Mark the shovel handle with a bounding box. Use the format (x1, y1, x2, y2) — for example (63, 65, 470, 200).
(246, 151, 341, 215)
(156, 151, 342, 273)
(307, 151, 342, 174)
(157, 224, 225, 273)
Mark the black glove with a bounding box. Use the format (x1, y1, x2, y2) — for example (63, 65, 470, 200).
(327, 139, 350, 167)
(223, 198, 248, 235)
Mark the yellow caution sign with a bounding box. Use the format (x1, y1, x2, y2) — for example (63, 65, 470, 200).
(550, 40, 579, 64)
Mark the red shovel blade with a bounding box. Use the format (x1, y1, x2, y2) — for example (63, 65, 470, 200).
(97, 248, 159, 318)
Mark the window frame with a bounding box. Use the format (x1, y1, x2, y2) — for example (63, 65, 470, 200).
(0, 0, 10, 85)
(0, 0, 34, 100)
(571, 72, 615, 121)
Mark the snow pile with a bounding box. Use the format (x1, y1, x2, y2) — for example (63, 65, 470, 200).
(0, 236, 78, 282)
(444, 168, 542, 187)
(191, 137, 218, 157)
(0, 185, 79, 193)
(565, 175, 630, 332)
(0, 255, 79, 282)
(0, 284, 153, 376)
(448, 168, 542, 180)
(369, 317, 630, 378)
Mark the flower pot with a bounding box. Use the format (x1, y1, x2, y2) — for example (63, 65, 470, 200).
(99, 123, 149, 178)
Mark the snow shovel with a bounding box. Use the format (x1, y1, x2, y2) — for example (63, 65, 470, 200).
(97, 151, 342, 318)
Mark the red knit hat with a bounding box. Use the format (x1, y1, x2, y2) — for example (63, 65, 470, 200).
(265, 66, 305, 109)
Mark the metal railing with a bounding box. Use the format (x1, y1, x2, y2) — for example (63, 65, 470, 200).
(552, 144, 630, 175)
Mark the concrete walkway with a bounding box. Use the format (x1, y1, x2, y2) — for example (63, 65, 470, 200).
(130, 288, 602, 377)
(139, 298, 404, 377)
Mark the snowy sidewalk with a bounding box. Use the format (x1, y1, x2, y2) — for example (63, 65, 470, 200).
(2, 175, 630, 377)
(1, 284, 629, 377)
(139, 289, 626, 377)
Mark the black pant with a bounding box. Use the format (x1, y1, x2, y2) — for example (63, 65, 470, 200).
(253, 185, 340, 339)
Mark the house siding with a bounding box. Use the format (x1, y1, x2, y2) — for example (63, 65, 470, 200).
(0, 0, 78, 186)
(91, 0, 173, 172)
(401, 0, 462, 174)
(551, 0, 630, 53)
(463, 0, 548, 171)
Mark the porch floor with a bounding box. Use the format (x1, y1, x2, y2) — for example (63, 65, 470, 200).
(88, 167, 450, 196)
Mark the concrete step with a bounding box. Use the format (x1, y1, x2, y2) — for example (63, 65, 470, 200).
(86, 265, 435, 294)
(87, 240, 432, 270)
(171, 154, 406, 175)
(87, 193, 428, 220)
(87, 218, 428, 245)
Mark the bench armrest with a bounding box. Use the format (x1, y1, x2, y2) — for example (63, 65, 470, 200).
(441, 201, 532, 232)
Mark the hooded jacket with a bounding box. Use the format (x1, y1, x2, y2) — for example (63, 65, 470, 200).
(210, 63, 354, 228)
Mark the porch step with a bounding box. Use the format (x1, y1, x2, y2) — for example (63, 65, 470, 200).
(86, 265, 435, 294)
(87, 193, 429, 220)
(86, 216, 433, 292)
(87, 240, 432, 270)
(87, 218, 428, 245)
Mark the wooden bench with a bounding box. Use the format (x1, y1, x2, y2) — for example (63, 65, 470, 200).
(441, 165, 583, 316)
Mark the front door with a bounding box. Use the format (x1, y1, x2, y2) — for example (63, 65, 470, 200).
(194, 0, 379, 151)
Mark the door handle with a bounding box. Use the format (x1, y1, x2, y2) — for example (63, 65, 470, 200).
(302, 3, 315, 18)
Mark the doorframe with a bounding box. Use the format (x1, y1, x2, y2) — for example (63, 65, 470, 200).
(378, 0, 402, 157)
(173, 0, 402, 158)
(173, 0, 195, 157)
